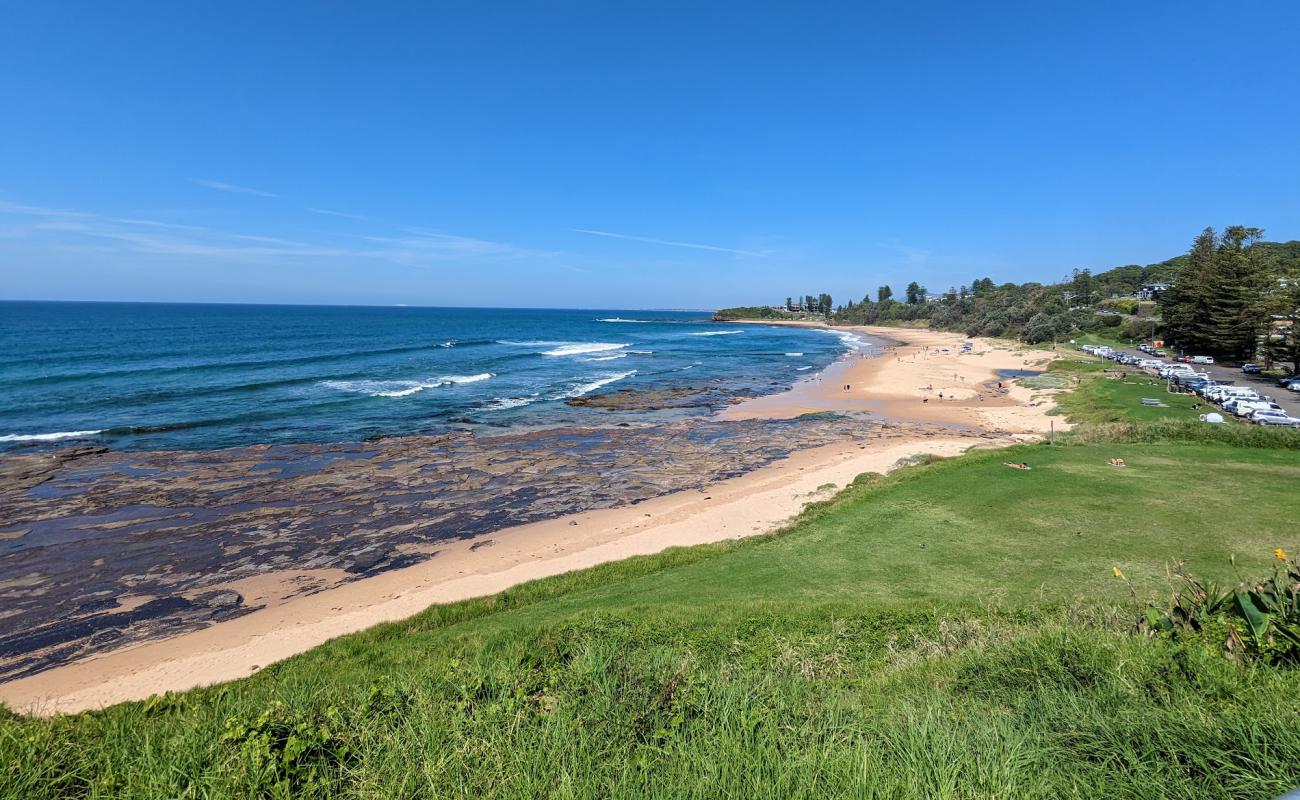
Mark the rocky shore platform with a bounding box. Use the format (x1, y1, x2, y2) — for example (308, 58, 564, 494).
(0, 412, 988, 680)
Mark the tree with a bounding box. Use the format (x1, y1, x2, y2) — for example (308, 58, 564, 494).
(1264, 279, 1300, 374)
(785, 296, 793, 311)
(905, 282, 926, 304)
(1070, 269, 1096, 306)
(1160, 227, 1219, 354)
(1204, 226, 1269, 360)
(1163, 226, 1271, 359)
(877, 285, 893, 303)
(817, 293, 833, 315)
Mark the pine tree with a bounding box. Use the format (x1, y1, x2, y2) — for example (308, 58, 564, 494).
(1204, 226, 1268, 359)
(1160, 227, 1218, 354)
(1264, 279, 1300, 374)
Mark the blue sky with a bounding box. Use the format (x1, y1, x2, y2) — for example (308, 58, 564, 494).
(2, 1, 1298, 308)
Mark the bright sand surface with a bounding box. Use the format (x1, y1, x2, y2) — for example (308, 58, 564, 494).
(1, 325, 1066, 715)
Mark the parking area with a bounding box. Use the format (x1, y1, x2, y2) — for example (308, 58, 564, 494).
(1077, 343, 1300, 423)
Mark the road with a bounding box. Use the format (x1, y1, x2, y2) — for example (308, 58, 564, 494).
(1106, 348, 1300, 419)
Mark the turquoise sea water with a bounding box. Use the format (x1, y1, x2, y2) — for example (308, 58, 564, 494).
(0, 302, 875, 451)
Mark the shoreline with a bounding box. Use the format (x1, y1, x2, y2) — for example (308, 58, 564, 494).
(0, 326, 1066, 714)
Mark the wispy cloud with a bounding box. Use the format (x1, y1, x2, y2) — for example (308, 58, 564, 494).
(571, 228, 771, 258)
(876, 240, 932, 265)
(357, 229, 552, 263)
(308, 207, 373, 222)
(0, 198, 549, 267)
(190, 179, 278, 198)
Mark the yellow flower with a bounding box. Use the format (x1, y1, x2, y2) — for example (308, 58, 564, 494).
(1112, 566, 1124, 578)
(1276, 548, 1289, 562)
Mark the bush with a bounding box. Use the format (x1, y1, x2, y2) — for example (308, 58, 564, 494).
(1138, 553, 1300, 665)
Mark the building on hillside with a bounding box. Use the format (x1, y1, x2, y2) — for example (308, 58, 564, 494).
(1137, 283, 1171, 301)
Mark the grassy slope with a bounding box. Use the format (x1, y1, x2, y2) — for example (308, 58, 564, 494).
(1049, 359, 1213, 424)
(4, 373, 1300, 798)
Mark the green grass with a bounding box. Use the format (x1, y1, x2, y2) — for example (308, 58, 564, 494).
(1049, 358, 1218, 424)
(1070, 331, 1131, 350)
(4, 354, 1299, 798)
(4, 437, 1299, 799)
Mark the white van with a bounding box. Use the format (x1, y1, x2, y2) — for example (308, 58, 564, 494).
(1191, 355, 1215, 365)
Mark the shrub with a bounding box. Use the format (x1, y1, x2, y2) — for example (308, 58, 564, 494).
(1138, 553, 1300, 665)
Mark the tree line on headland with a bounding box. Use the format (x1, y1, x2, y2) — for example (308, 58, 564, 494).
(716, 227, 1300, 371)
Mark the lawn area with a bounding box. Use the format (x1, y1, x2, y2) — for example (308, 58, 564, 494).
(1049, 359, 1213, 424)
(4, 438, 1299, 799)
(1069, 331, 1131, 350)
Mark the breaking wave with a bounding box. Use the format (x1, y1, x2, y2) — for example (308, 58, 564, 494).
(563, 370, 637, 398)
(321, 373, 493, 398)
(542, 342, 629, 357)
(0, 429, 103, 443)
(483, 395, 539, 411)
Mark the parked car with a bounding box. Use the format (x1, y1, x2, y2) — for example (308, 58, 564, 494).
(1191, 355, 1215, 365)
(1255, 413, 1300, 427)
(1225, 399, 1272, 417)
(1242, 363, 1261, 374)
(1279, 375, 1300, 387)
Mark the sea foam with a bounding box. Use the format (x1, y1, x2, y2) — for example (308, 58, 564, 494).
(565, 370, 637, 398)
(484, 395, 539, 411)
(322, 373, 493, 398)
(0, 429, 103, 443)
(688, 330, 743, 336)
(542, 342, 629, 357)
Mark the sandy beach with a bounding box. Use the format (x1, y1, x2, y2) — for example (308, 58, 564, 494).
(1, 325, 1066, 714)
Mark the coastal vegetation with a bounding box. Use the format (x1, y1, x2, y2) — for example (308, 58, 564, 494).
(719, 230, 1300, 364)
(3, 363, 1299, 797)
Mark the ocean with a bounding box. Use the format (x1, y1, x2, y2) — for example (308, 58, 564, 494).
(0, 302, 875, 451)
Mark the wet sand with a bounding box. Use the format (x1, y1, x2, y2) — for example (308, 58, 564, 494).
(0, 325, 1067, 714)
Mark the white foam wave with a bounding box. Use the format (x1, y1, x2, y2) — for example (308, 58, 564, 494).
(442, 373, 494, 385)
(583, 353, 628, 362)
(796, 366, 815, 371)
(484, 395, 539, 411)
(627, 349, 654, 355)
(322, 373, 493, 398)
(596, 317, 648, 323)
(542, 342, 629, 357)
(688, 330, 743, 336)
(822, 329, 871, 350)
(565, 370, 637, 398)
(785, 352, 804, 356)
(0, 429, 103, 443)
